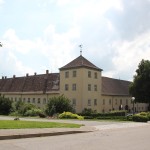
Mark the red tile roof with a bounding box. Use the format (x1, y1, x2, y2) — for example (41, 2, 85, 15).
(102, 77, 131, 96)
(60, 55, 103, 71)
(0, 73, 59, 93)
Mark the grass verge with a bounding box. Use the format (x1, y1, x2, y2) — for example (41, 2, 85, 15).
(0, 120, 82, 129)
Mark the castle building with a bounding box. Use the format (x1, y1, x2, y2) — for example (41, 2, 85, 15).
(0, 54, 148, 113)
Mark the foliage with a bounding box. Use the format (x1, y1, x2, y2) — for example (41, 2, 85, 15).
(18, 103, 36, 116)
(0, 95, 12, 115)
(132, 114, 148, 122)
(45, 95, 74, 116)
(129, 59, 150, 103)
(0, 120, 82, 129)
(24, 108, 43, 116)
(81, 108, 94, 116)
(58, 112, 84, 120)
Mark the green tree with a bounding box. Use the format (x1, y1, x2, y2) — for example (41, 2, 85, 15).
(0, 95, 12, 115)
(0, 42, 2, 47)
(129, 59, 150, 104)
(45, 95, 74, 116)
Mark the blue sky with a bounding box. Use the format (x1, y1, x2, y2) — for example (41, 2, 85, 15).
(0, 0, 150, 81)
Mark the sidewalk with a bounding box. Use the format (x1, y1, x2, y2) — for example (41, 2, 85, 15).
(0, 126, 95, 140)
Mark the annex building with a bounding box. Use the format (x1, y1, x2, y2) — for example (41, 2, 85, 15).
(0, 54, 148, 113)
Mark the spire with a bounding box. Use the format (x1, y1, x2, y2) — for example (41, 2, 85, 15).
(79, 44, 82, 56)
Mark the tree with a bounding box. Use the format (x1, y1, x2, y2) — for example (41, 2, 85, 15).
(45, 95, 74, 116)
(129, 59, 150, 103)
(0, 95, 12, 115)
(0, 42, 2, 47)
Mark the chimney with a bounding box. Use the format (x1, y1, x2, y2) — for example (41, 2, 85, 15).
(5, 76, 7, 79)
(46, 70, 49, 75)
(26, 73, 29, 77)
(13, 75, 16, 79)
(34, 72, 37, 75)
(2, 76, 4, 80)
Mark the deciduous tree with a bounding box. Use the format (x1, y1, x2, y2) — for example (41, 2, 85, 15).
(129, 59, 150, 104)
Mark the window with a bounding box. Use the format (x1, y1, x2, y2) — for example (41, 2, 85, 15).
(88, 99, 91, 106)
(38, 98, 40, 104)
(15, 97, 17, 102)
(28, 98, 30, 103)
(65, 84, 69, 91)
(72, 99, 76, 106)
(65, 71, 69, 78)
(115, 99, 117, 105)
(94, 99, 97, 106)
(43, 98, 46, 104)
(72, 84, 76, 91)
(73, 71, 77, 77)
(23, 98, 26, 102)
(88, 71, 91, 78)
(94, 85, 97, 91)
(11, 97, 13, 101)
(19, 98, 22, 101)
(94, 72, 97, 79)
(32, 98, 35, 103)
(103, 99, 105, 105)
(88, 84, 91, 91)
(126, 99, 128, 105)
(109, 99, 111, 105)
(120, 99, 122, 104)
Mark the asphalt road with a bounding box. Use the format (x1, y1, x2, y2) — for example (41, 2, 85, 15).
(0, 124, 150, 150)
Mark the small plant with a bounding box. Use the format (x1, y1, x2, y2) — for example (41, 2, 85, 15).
(132, 114, 148, 122)
(58, 112, 84, 120)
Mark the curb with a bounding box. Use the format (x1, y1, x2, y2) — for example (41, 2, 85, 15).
(0, 130, 92, 140)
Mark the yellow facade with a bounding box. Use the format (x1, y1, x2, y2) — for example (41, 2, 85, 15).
(0, 55, 148, 113)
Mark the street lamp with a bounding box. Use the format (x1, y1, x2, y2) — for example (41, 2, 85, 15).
(131, 97, 135, 115)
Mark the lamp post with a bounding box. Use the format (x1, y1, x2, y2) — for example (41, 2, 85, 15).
(131, 97, 135, 115)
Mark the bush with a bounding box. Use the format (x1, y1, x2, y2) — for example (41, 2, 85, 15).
(139, 112, 148, 116)
(81, 108, 94, 116)
(45, 95, 74, 116)
(58, 112, 84, 120)
(132, 114, 148, 122)
(24, 108, 42, 116)
(84, 116, 94, 119)
(0, 96, 12, 115)
(18, 103, 36, 116)
(39, 112, 46, 118)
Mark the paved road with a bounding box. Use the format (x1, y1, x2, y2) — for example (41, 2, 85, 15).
(0, 125, 150, 150)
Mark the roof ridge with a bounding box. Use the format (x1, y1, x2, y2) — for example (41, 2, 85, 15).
(60, 55, 102, 71)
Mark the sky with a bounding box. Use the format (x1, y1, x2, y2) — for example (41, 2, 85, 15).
(0, 0, 150, 81)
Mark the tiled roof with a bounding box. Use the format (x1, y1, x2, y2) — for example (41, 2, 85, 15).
(60, 55, 102, 71)
(0, 73, 59, 93)
(102, 77, 131, 96)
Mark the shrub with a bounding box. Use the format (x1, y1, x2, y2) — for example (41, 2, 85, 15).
(81, 108, 94, 116)
(84, 116, 94, 119)
(139, 112, 148, 116)
(24, 108, 42, 116)
(132, 114, 148, 122)
(39, 112, 46, 118)
(58, 112, 84, 120)
(0, 96, 12, 115)
(45, 95, 74, 116)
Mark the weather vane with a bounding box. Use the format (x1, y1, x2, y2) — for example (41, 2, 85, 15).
(79, 44, 83, 56)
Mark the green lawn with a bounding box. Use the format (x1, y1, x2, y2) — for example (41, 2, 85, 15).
(0, 120, 82, 129)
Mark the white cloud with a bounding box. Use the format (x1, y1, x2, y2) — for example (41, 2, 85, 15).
(1, 24, 80, 77)
(3, 29, 36, 54)
(0, 0, 4, 5)
(110, 31, 150, 80)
